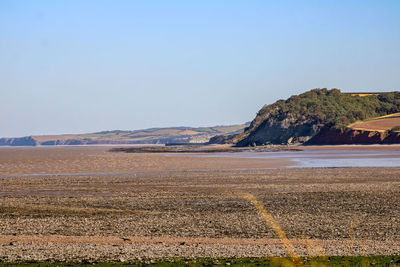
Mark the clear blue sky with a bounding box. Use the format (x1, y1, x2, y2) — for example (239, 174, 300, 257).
(1, 0, 399, 137)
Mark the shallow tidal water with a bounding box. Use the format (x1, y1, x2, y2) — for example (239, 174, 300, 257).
(197, 149, 400, 168)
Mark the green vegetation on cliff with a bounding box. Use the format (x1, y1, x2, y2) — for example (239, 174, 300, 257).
(235, 89, 400, 146)
(257, 89, 400, 128)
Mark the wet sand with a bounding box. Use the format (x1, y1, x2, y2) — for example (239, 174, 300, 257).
(0, 146, 292, 176)
(0, 146, 399, 262)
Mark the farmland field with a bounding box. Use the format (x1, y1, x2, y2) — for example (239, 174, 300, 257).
(0, 146, 399, 264)
(348, 113, 400, 132)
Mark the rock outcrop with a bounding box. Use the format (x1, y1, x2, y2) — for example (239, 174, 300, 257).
(235, 113, 324, 146)
(0, 136, 37, 146)
(207, 134, 238, 144)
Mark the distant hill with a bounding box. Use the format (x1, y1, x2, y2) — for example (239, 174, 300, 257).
(0, 124, 249, 146)
(233, 88, 400, 146)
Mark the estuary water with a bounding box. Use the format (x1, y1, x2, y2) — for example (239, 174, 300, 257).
(197, 148, 400, 168)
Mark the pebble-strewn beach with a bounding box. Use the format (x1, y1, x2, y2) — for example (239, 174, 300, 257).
(0, 146, 399, 262)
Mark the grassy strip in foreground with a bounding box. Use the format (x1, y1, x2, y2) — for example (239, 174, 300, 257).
(2, 256, 400, 267)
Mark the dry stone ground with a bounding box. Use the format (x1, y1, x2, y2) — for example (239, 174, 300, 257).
(0, 147, 399, 262)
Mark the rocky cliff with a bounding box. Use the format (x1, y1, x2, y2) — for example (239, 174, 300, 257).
(234, 88, 400, 146)
(235, 113, 324, 146)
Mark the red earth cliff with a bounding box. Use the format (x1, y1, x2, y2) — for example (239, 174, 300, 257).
(307, 127, 400, 145)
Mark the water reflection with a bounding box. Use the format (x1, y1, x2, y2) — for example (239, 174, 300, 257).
(198, 149, 400, 168)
